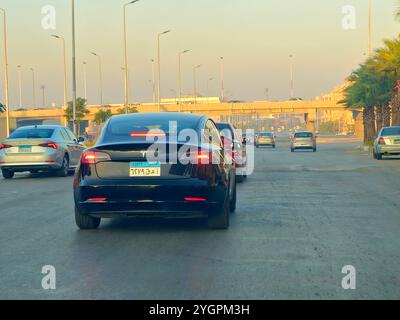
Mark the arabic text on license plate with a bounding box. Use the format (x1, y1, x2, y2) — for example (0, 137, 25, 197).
(129, 162, 161, 177)
(19, 146, 31, 153)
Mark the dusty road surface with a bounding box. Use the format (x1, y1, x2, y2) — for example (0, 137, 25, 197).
(1, 139, 400, 299)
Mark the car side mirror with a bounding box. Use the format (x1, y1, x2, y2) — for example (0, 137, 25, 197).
(242, 138, 247, 145)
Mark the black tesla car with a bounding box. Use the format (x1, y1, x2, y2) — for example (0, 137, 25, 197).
(73, 113, 236, 230)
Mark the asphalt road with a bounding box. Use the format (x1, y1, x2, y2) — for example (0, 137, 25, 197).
(1, 139, 400, 300)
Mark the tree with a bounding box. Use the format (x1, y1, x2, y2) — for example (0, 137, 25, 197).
(117, 105, 138, 115)
(65, 98, 90, 131)
(94, 108, 113, 125)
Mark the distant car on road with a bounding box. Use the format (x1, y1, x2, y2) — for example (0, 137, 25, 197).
(0, 125, 86, 179)
(290, 131, 317, 152)
(373, 126, 400, 160)
(255, 132, 276, 148)
(216, 122, 248, 182)
(74, 113, 236, 230)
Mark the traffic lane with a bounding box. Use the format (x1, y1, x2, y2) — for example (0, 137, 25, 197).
(0, 142, 400, 299)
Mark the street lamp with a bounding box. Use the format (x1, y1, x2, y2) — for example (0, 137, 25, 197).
(193, 64, 202, 106)
(368, 0, 372, 55)
(17, 65, 22, 108)
(207, 77, 214, 104)
(51, 35, 68, 112)
(123, 0, 140, 113)
(91, 52, 103, 106)
(157, 29, 171, 112)
(82, 61, 87, 101)
(220, 57, 224, 102)
(41, 85, 46, 107)
(178, 49, 190, 112)
(71, 0, 77, 135)
(0, 8, 10, 136)
(30, 68, 36, 108)
(289, 54, 294, 99)
(151, 59, 156, 104)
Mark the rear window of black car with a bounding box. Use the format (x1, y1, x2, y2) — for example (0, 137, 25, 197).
(381, 127, 400, 136)
(294, 132, 313, 138)
(9, 128, 55, 139)
(101, 117, 200, 143)
(216, 124, 235, 139)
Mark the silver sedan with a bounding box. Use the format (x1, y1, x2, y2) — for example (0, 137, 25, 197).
(0, 125, 86, 179)
(373, 126, 400, 160)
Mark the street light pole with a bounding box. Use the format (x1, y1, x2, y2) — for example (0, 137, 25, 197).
(30, 68, 36, 108)
(82, 61, 87, 101)
(220, 57, 224, 102)
(178, 49, 190, 112)
(289, 54, 294, 99)
(0, 8, 10, 136)
(123, 0, 140, 114)
(41, 85, 46, 107)
(193, 64, 202, 106)
(207, 77, 214, 104)
(17, 65, 22, 108)
(157, 30, 171, 112)
(151, 59, 156, 104)
(51, 35, 68, 112)
(368, 0, 372, 54)
(91, 52, 103, 106)
(71, 0, 77, 135)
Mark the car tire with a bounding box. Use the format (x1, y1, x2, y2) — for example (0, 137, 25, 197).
(272, 145, 276, 149)
(236, 174, 245, 183)
(208, 192, 230, 230)
(75, 206, 101, 230)
(230, 180, 237, 213)
(291, 148, 295, 152)
(1, 169, 14, 179)
(376, 152, 383, 160)
(313, 147, 317, 152)
(56, 155, 69, 177)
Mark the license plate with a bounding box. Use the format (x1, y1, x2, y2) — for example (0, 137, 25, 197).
(394, 139, 400, 144)
(19, 146, 32, 153)
(129, 162, 161, 177)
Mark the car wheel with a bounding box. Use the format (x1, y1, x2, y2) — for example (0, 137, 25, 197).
(272, 144, 276, 149)
(1, 169, 14, 179)
(236, 174, 245, 183)
(56, 155, 69, 177)
(291, 148, 295, 152)
(230, 180, 237, 213)
(376, 152, 383, 160)
(313, 147, 317, 152)
(208, 191, 230, 230)
(75, 206, 101, 230)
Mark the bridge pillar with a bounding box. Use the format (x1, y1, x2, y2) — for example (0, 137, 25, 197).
(304, 110, 317, 132)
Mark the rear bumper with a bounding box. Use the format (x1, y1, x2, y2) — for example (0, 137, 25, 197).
(376, 145, 400, 154)
(74, 178, 226, 218)
(0, 162, 61, 172)
(292, 144, 314, 149)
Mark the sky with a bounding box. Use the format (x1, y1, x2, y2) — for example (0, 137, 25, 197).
(0, 0, 399, 109)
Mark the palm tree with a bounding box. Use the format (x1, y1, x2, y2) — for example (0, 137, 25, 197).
(371, 36, 400, 125)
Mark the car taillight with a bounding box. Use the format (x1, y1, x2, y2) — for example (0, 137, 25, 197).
(39, 142, 58, 149)
(129, 132, 166, 138)
(184, 197, 207, 202)
(81, 151, 111, 164)
(0, 143, 12, 150)
(196, 150, 211, 164)
(378, 137, 386, 145)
